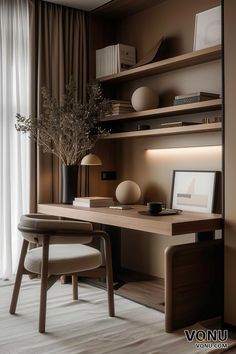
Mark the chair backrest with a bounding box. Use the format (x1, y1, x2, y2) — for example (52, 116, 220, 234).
(19, 214, 93, 245)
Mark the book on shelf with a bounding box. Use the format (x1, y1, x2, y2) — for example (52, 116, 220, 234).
(112, 106, 133, 112)
(105, 100, 134, 116)
(112, 106, 133, 110)
(96, 44, 136, 78)
(175, 92, 220, 99)
(73, 197, 114, 208)
(112, 107, 133, 112)
(173, 92, 220, 106)
(117, 43, 136, 71)
(111, 99, 132, 104)
(112, 103, 133, 108)
(109, 111, 132, 116)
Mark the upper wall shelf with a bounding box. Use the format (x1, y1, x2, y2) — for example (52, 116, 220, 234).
(98, 45, 221, 84)
(101, 99, 222, 122)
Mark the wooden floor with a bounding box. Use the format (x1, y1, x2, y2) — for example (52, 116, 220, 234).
(82, 268, 165, 313)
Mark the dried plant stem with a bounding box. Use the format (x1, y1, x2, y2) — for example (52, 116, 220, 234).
(15, 81, 110, 165)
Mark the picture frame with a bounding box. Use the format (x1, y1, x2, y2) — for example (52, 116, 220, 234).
(171, 170, 219, 213)
(193, 6, 221, 51)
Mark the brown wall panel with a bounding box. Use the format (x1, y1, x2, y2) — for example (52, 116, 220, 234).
(224, 0, 236, 326)
(91, 0, 222, 278)
(119, 135, 222, 277)
(116, 0, 220, 60)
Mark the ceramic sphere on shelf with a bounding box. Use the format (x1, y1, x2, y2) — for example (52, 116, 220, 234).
(131, 86, 159, 111)
(115, 180, 141, 205)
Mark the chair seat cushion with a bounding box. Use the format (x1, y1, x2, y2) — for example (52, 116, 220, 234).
(24, 244, 102, 275)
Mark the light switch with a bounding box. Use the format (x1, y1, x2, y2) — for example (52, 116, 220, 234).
(101, 171, 117, 180)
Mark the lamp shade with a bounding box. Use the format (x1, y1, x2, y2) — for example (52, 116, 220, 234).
(80, 153, 102, 166)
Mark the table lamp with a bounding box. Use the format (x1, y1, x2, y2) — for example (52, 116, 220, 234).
(80, 153, 102, 196)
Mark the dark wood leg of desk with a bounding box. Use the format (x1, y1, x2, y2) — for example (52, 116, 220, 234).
(195, 231, 215, 242)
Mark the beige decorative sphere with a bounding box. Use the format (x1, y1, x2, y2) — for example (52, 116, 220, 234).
(131, 86, 159, 111)
(115, 180, 141, 205)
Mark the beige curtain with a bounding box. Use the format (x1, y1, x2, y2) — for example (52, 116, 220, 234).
(28, 0, 88, 211)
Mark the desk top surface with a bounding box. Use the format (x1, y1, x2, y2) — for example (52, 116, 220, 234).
(38, 204, 222, 237)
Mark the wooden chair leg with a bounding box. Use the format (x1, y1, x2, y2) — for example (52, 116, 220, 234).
(39, 236, 49, 333)
(9, 239, 29, 314)
(72, 274, 78, 300)
(103, 236, 115, 317)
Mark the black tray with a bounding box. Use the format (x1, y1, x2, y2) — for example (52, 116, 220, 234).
(139, 208, 182, 216)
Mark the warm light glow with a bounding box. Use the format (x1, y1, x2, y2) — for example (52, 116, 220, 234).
(146, 145, 222, 158)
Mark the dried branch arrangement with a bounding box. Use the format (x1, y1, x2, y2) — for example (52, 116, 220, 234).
(15, 80, 110, 165)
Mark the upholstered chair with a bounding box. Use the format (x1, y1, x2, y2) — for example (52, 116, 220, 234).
(9, 214, 114, 333)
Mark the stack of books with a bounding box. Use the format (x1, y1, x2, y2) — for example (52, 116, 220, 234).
(110, 100, 134, 116)
(73, 197, 114, 208)
(173, 92, 220, 105)
(96, 44, 136, 78)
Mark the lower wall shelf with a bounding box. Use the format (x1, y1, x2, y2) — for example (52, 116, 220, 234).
(102, 99, 222, 123)
(103, 122, 222, 140)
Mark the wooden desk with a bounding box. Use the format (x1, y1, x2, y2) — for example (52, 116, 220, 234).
(38, 204, 223, 332)
(38, 204, 222, 237)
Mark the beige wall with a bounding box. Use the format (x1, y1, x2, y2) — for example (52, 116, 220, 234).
(93, 132, 222, 278)
(116, 0, 220, 59)
(91, 0, 222, 278)
(116, 61, 221, 107)
(93, 133, 222, 280)
(115, 0, 222, 106)
(119, 135, 222, 277)
(224, 0, 236, 326)
(118, 0, 222, 278)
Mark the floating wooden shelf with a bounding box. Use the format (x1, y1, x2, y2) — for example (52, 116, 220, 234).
(101, 99, 222, 123)
(98, 45, 221, 84)
(103, 122, 222, 140)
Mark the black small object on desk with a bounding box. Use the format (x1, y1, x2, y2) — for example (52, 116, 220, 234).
(139, 209, 182, 216)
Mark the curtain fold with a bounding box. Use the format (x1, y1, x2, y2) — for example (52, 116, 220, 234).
(0, 0, 30, 278)
(29, 0, 88, 209)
